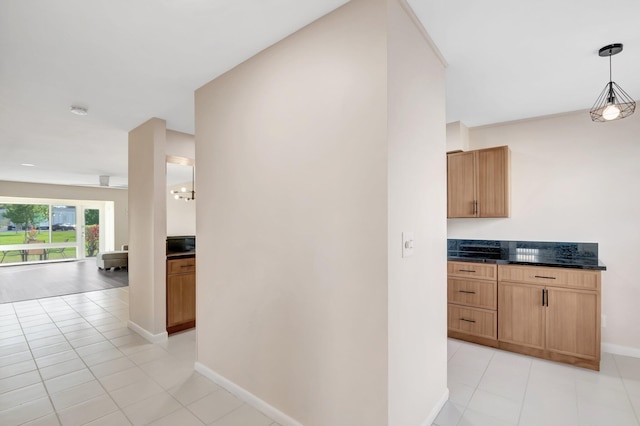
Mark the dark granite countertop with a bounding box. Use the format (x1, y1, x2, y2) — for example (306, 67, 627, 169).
(167, 251, 195, 259)
(448, 239, 606, 271)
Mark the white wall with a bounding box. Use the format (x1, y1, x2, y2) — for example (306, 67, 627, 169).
(446, 121, 469, 152)
(387, 1, 448, 424)
(0, 180, 128, 250)
(167, 181, 196, 236)
(128, 124, 194, 340)
(447, 110, 640, 352)
(196, 1, 389, 423)
(128, 118, 167, 338)
(195, 0, 448, 424)
(167, 129, 195, 159)
(165, 130, 196, 237)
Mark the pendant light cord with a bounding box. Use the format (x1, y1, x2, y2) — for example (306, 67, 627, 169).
(609, 53, 613, 82)
(607, 53, 615, 103)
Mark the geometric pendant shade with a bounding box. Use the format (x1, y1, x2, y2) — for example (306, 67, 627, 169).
(590, 43, 636, 122)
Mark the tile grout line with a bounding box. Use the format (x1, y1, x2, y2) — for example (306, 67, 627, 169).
(35, 291, 131, 425)
(516, 357, 534, 426)
(62, 288, 196, 425)
(57, 290, 139, 425)
(4, 288, 263, 426)
(453, 343, 496, 426)
(11, 299, 63, 426)
(0, 291, 124, 421)
(611, 353, 640, 425)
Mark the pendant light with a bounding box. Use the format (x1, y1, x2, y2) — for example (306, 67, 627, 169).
(589, 43, 635, 122)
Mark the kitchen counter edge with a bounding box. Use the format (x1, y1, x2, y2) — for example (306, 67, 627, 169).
(447, 256, 606, 271)
(167, 251, 196, 259)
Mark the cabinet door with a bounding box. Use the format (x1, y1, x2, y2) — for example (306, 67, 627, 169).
(477, 146, 509, 217)
(447, 151, 476, 218)
(546, 287, 599, 360)
(167, 273, 196, 327)
(498, 282, 545, 349)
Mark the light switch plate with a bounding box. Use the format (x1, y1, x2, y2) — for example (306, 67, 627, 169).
(402, 232, 414, 258)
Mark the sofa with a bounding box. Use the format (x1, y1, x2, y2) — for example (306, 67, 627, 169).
(96, 245, 128, 270)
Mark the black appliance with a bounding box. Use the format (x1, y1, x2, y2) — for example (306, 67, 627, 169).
(166, 235, 195, 255)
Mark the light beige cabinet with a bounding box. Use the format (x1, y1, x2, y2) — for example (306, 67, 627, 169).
(166, 256, 196, 334)
(447, 146, 510, 218)
(447, 261, 498, 345)
(498, 264, 601, 370)
(448, 261, 602, 370)
(546, 287, 599, 360)
(498, 282, 545, 349)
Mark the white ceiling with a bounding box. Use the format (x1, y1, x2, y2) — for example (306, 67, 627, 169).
(408, 0, 640, 127)
(1, 0, 639, 188)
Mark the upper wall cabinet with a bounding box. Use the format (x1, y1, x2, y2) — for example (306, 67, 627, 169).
(447, 146, 510, 218)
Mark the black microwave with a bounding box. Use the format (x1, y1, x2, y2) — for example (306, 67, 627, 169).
(166, 235, 195, 254)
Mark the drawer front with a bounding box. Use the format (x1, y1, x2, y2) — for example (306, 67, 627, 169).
(168, 257, 196, 274)
(498, 265, 600, 290)
(448, 278, 497, 310)
(448, 304, 497, 340)
(448, 261, 497, 281)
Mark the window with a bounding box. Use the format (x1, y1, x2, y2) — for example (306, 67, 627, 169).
(0, 201, 106, 265)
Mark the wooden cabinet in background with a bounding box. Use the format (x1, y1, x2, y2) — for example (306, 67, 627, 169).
(448, 261, 602, 370)
(447, 151, 476, 218)
(447, 261, 498, 345)
(497, 264, 601, 370)
(545, 287, 599, 360)
(498, 282, 545, 349)
(447, 146, 510, 218)
(166, 256, 196, 334)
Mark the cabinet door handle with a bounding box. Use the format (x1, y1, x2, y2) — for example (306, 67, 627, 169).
(534, 275, 556, 280)
(473, 200, 478, 215)
(180, 264, 194, 268)
(458, 290, 476, 294)
(458, 269, 476, 273)
(541, 289, 549, 306)
(460, 318, 476, 323)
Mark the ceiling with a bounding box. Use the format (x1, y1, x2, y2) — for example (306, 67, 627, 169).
(1, 0, 639, 188)
(408, 0, 640, 127)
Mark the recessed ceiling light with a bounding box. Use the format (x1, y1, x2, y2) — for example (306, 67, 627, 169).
(21, 163, 35, 167)
(70, 105, 89, 116)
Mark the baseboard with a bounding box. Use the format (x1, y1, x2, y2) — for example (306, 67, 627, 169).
(421, 388, 450, 426)
(602, 343, 640, 359)
(127, 320, 168, 343)
(194, 362, 303, 426)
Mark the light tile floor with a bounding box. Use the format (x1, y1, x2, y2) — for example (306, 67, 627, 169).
(5, 288, 640, 426)
(0, 287, 279, 426)
(434, 339, 640, 426)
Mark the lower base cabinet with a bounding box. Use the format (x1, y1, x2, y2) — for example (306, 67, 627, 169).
(167, 256, 196, 334)
(448, 262, 601, 370)
(497, 282, 545, 350)
(544, 286, 600, 360)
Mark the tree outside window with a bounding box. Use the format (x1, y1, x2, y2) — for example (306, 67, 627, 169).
(1, 204, 49, 241)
